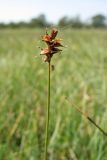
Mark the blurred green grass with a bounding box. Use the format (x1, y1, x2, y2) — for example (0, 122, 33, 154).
(0, 29, 107, 160)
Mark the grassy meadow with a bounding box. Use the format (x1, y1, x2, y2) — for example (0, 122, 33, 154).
(0, 28, 107, 160)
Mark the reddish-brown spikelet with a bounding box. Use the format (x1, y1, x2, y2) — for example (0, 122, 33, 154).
(40, 28, 63, 63)
(50, 28, 58, 40)
(42, 34, 51, 43)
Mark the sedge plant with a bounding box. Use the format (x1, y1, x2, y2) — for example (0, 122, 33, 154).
(40, 28, 63, 160)
(39, 28, 107, 160)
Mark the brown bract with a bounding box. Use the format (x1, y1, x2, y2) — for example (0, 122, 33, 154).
(40, 28, 63, 62)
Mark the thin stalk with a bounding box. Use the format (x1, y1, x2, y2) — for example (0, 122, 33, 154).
(66, 97, 107, 136)
(44, 61, 51, 160)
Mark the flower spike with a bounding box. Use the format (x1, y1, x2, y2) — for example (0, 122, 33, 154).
(40, 28, 63, 63)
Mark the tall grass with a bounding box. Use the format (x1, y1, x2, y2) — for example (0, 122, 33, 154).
(0, 29, 107, 160)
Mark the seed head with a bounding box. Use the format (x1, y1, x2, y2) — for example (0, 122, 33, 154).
(40, 28, 63, 63)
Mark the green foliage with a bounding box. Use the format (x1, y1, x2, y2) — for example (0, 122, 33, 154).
(58, 16, 83, 28)
(29, 14, 50, 28)
(0, 23, 7, 29)
(91, 14, 107, 28)
(0, 14, 51, 29)
(58, 16, 70, 27)
(70, 16, 83, 28)
(0, 14, 107, 29)
(0, 29, 107, 160)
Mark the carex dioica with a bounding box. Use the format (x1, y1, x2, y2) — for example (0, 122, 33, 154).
(40, 28, 63, 160)
(39, 28, 107, 160)
(40, 28, 63, 62)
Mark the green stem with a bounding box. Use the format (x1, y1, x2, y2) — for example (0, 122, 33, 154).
(44, 61, 51, 160)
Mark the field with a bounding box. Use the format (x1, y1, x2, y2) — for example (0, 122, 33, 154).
(0, 28, 107, 160)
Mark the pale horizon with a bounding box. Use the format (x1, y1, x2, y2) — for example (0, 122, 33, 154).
(0, 0, 107, 23)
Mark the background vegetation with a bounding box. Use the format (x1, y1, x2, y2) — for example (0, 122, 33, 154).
(0, 28, 107, 160)
(0, 14, 107, 29)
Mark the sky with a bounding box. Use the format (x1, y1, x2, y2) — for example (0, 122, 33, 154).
(0, 0, 107, 23)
